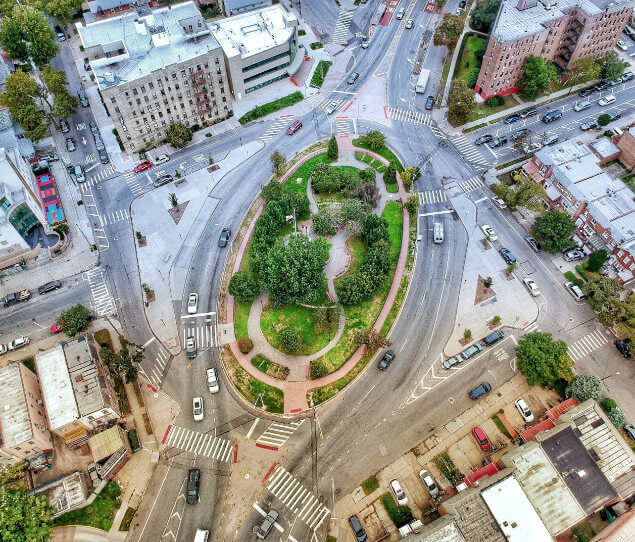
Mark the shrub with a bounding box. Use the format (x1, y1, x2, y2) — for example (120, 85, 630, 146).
(327, 135, 338, 161)
(229, 271, 260, 303)
(463, 329, 472, 340)
(467, 67, 480, 89)
(598, 113, 611, 127)
(566, 374, 602, 402)
(312, 209, 339, 236)
(586, 249, 608, 272)
(261, 180, 283, 202)
(607, 406, 627, 428)
(380, 493, 413, 528)
(600, 398, 617, 412)
(309, 42, 323, 50)
(310, 360, 328, 379)
(383, 163, 397, 187)
(485, 95, 504, 107)
(280, 328, 301, 353)
(352, 182, 380, 207)
(93, 329, 113, 349)
(237, 336, 253, 354)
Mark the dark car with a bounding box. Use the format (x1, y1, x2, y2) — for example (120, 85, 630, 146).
(475, 134, 493, 146)
(578, 88, 594, 97)
(615, 339, 631, 358)
(99, 149, 109, 164)
(595, 81, 610, 91)
(38, 280, 62, 295)
(218, 227, 231, 247)
(89, 121, 99, 136)
(347, 72, 359, 84)
(256, 510, 279, 539)
(59, 119, 70, 133)
(543, 134, 559, 146)
(511, 128, 529, 140)
(483, 330, 504, 346)
(348, 515, 368, 542)
(469, 382, 492, 400)
(499, 247, 516, 264)
(542, 110, 562, 123)
(66, 137, 76, 152)
(609, 112, 622, 122)
(519, 108, 537, 119)
(489, 135, 508, 148)
(624, 424, 635, 440)
(425, 95, 435, 110)
(78, 89, 89, 107)
(152, 174, 173, 188)
(378, 349, 395, 370)
(504, 114, 520, 124)
(524, 235, 540, 252)
(84, 59, 91, 71)
(186, 468, 200, 504)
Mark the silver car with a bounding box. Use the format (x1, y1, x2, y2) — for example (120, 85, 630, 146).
(419, 470, 440, 498)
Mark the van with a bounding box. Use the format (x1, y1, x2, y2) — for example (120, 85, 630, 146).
(194, 529, 209, 542)
(286, 120, 302, 135)
(433, 222, 444, 244)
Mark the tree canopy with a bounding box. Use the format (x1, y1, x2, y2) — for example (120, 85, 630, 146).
(447, 78, 475, 126)
(0, 5, 58, 66)
(517, 56, 558, 101)
(566, 374, 602, 402)
(229, 271, 260, 303)
(361, 130, 386, 151)
(57, 304, 92, 336)
(516, 332, 574, 386)
(531, 210, 576, 253)
(0, 70, 50, 140)
(470, 0, 502, 33)
(601, 52, 627, 82)
(566, 56, 602, 88)
(166, 122, 193, 148)
(433, 14, 463, 51)
(491, 173, 547, 212)
(0, 486, 53, 542)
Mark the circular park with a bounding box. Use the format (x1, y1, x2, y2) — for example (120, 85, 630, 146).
(219, 132, 418, 414)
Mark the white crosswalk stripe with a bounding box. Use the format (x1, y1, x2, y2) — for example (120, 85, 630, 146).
(319, 98, 347, 113)
(418, 189, 447, 205)
(568, 330, 608, 361)
(87, 165, 115, 185)
(124, 171, 144, 196)
(85, 267, 116, 316)
(331, 9, 354, 45)
(459, 176, 484, 193)
(451, 135, 490, 168)
(386, 107, 432, 126)
(256, 420, 304, 448)
(259, 117, 291, 143)
(524, 322, 540, 333)
(267, 467, 331, 530)
(164, 426, 233, 462)
(102, 209, 130, 225)
(334, 117, 353, 135)
(149, 348, 170, 387)
(183, 325, 217, 349)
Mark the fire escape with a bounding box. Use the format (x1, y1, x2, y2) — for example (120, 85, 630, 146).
(190, 69, 214, 120)
(558, 18, 583, 66)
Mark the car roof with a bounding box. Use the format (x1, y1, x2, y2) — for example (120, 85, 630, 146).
(473, 426, 487, 437)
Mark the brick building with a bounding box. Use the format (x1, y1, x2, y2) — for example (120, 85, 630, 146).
(616, 126, 635, 171)
(476, 0, 634, 99)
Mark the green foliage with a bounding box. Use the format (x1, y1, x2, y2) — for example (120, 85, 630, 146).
(237, 336, 253, 354)
(311, 163, 359, 193)
(483, 276, 493, 288)
(565, 270, 584, 288)
(485, 95, 505, 107)
(57, 304, 92, 336)
(470, 0, 502, 32)
(261, 180, 283, 202)
(238, 91, 303, 124)
(566, 374, 602, 402)
(597, 113, 611, 127)
(0, 460, 27, 486)
(583, 276, 623, 320)
(44, 0, 82, 26)
(0, 486, 53, 540)
(362, 214, 389, 245)
(433, 13, 463, 50)
(600, 398, 617, 412)
(467, 67, 481, 88)
(340, 198, 371, 228)
(327, 135, 338, 161)
(41, 65, 78, 119)
(361, 475, 379, 495)
(352, 182, 380, 208)
(270, 150, 286, 176)
(491, 175, 547, 212)
(0, 69, 50, 141)
(280, 327, 301, 353)
(310, 360, 328, 378)
(400, 166, 420, 190)
(127, 429, 141, 452)
(93, 328, 113, 349)
(516, 332, 574, 386)
(0, 18, 28, 62)
(99, 337, 142, 384)
(310, 60, 332, 88)
(532, 211, 576, 253)
(54, 481, 121, 531)
(607, 406, 627, 428)
(229, 271, 260, 303)
(383, 163, 397, 188)
(380, 493, 413, 528)
(434, 452, 465, 485)
(404, 194, 418, 215)
(518, 55, 558, 101)
(601, 52, 627, 82)
(566, 56, 602, 88)
(312, 208, 340, 236)
(587, 249, 608, 271)
(0, 5, 58, 66)
(463, 328, 472, 340)
(309, 42, 323, 50)
(448, 78, 475, 126)
(165, 122, 192, 148)
(362, 130, 386, 151)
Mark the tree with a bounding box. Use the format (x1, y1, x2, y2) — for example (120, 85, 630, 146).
(433, 14, 463, 51)
(447, 78, 475, 126)
(470, 0, 501, 33)
(400, 167, 420, 191)
(607, 407, 627, 428)
(0, 460, 27, 486)
(310, 360, 328, 378)
(261, 180, 283, 202)
(363, 130, 386, 150)
(354, 329, 391, 351)
(359, 167, 376, 183)
(52, 91, 78, 120)
(327, 135, 338, 161)
(166, 122, 192, 148)
(8, 5, 58, 66)
(463, 329, 472, 340)
(597, 113, 612, 127)
(0, 486, 53, 541)
(383, 163, 397, 187)
(41, 65, 78, 120)
(270, 150, 286, 176)
(566, 374, 602, 402)
(517, 56, 558, 101)
(587, 249, 608, 272)
(491, 175, 547, 212)
(565, 56, 602, 90)
(0, 69, 49, 141)
(280, 327, 301, 353)
(516, 332, 574, 386)
(44, 0, 82, 26)
(435, 0, 447, 6)
(531, 210, 576, 253)
(57, 304, 92, 336)
(601, 52, 627, 82)
(169, 192, 178, 207)
(483, 276, 493, 288)
(229, 271, 260, 303)
(340, 198, 371, 227)
(0, 18, 28, 62)
(312, 207, 340, 236)
(362, 214, 389, 245)
(352, 182, 380, 207)
(583, 276, 624, 323)
(404, 194, 418, 215)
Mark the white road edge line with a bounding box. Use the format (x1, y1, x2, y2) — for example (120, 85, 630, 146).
(419, 210, 454, 217)
(246, 418, 260, 440)
(142, 337, 156, 348)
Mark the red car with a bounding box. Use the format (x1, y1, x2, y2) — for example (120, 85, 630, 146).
(472, 426, 491, 451)
(134, 161, 152, 173)
(51, 322, 63, 334)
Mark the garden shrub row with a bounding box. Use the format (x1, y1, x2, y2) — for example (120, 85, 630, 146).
(380, 493, 413, 528)
(238, 91, 303, 125)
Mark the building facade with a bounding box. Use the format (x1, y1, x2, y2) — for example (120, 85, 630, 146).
(78, 2, 232, 154)
(224, 0, 271, 16)
(476, 0, 634, 98)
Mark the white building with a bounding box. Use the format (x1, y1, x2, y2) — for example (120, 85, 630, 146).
(224, 0, 272, 16)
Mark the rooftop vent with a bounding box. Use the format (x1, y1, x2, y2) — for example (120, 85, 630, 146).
(539, 0, 557, 8)
(517, 0, 539, 9)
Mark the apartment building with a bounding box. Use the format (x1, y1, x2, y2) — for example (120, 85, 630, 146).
(210, 4, 300, 98)
(0, 363, 53, 462)
(78, 2, 232, 153)
(476, 0, 634, 98)
(524, 139, 635, 282)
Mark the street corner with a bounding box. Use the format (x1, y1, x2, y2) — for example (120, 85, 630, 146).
(141, 384, 179, 445)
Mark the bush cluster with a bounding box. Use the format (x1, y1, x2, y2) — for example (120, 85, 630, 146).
(311, 163, 360, 193)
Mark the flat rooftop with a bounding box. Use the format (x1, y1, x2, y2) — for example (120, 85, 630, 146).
(31, 472, 86, 517)
(210, 4, 296, 59)
(78, 1, 221, 89)
(63, 336, 106, 418)
(534, 138, 591, 167)
(0, 363, 32, 448)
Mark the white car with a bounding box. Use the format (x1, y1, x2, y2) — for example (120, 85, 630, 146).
(187, 293, 198, 314)
(419, 470, 440, 498)
(8, 337, 30, 351)
(481, 224, 498, 241)
(598, 94, 616, 107)
(207, 368, 220, 394)
(515, 398, 534, 423)
(192, 397, 204, 421)
(324, 101, 338, 115)
(492, 197, 507, 210)
(152, 154, 170, 165)
(0, 344, 8, 356)
(523, 278, 540, 297)
(389, 479, 408, 505)
(617, 40, 628, 51)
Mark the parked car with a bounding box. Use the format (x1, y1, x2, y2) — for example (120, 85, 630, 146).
(542, 109, 562, 123)
(608, 112, 622, 122)
(153, 174, 173, 188)
(493, 197, 507, 210)
(425, 95, 435, 110)
(565, 281, 585, 301)
(192, 397, 204, 421)
(348, 515, 368, 542)
(621, 71, 634, 82)
(598, 94, 616, 107)
(378, 349, 395, 370)
(66, 137, 76, 152)
(524, 235, 540, 252)
(218, 227, 231, 247)
(39, 153, 59, 162)
(389, 479, 408, 505)
(207, 368, 220, 394)
(499, 247, 516, 264)
(78, 89, 89, 107)
(442, 354, 463, 369)
(616, 40, 628, 51)
(580, 120, 599, 131)
(8, 337, 30, 351)
(59, 119, 70, 133)
(51, 323, 63, 334)
(94, 135, 105, 151)
(461, 342, 483, 359)
(405, 19, 414, 29)
(481, 224, 497, 241)
(472, 426, 491, 451)
(573, 100, 592, 112)
(459, 0, 466, 6)
(187, 292, 198, 314)
(624, 424, 635, 440)
(503, 114, 520, 124)
(523, 277, 540, 297)
(489, 136, 508, 148)
(89, 121, 99, 135)
(419, 470, 440, 498)
(38, 280, 62, 295)
(614, 339, 631, 358)
(515, 398, 534, 422)
(186, 337, 197, 359)
(153, 154, 170, 165)
(395, 7, 405, 19)
(83, 59, 91, 71)
(0, 344, 7, 355)
(347, 72, 359, 84)
(578, 88, 594, 98)
(511, 128, 528, 140)
(543, 134, 559, 146)
(87, 463, 101, 486)
(520, 108, 538, 118)
(595, 81, 610, 91)
(361, 35, 369, 49)
(74, 165, 85, 183)
(483, 330, 504, 346)
(256, 510, 279, 539)
(474, 134, 493, 146)
(186, 468, 200, 504)
(286, 120, 302, 135)
(134, 161, 152, 173)
(469, 382, 491, 400)
(563, 248, 585, 261)
(99, 150, 109, 164)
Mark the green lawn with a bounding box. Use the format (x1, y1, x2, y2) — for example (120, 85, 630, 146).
(54, 482, 121, 531)
(260, 305, 334, 356)
(622, 172, 635, 193)
(437, 51, 453, 103)
(238, 92, 304, 125)
(456, 35, 486, 85)
(310, 60, 332, 88)
(352, 138, 404, 172)
(21, 357, 35, 373)
(468, 94, 516, 123)
(228, 351, 284, 412)
(234, 299, 250, 340)
(283, 153, 330, 195)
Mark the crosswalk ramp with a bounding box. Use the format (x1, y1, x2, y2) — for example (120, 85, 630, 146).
(451, 135, 490, 169)
(163, 426, 233, 462)
(256, 420, 304, 448)
(124, 171, 144, 196)
(418, 189, 447, 205)
(386, 107, 433, 127)
(182, 325, 217, 350)
(266, 467, 331, 530)
(102, 209, 130, 225)
(331, 9, 354, 45)
(334, 117, 355, 135)
(85, 267, 116, 316)
(459, 176, 484, 193)
(259, 117, 291, 143)
(568, 330, 608, 362)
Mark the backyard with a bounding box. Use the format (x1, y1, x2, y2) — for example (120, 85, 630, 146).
(54, 481, 121, 531)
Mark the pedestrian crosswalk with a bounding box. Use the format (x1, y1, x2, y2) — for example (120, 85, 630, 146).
(164, 426, 233, 462)
(148, 348, 169, 387)
(266, 467, 331, 530)
(331, 9, 354, 45)
(256, 420, 304, 448)
(459, 176, 484, 193)
(85, 267, 116, 316)
(568, 330, 608, 362)
(418, 189, 447, 205)
(259, 116, 291, 143)
(124, 171, 144, 196)
(88, 165, 115, 185)
(451, 134, 490, 169)
(102, 209, 130, 225)
(386, 107, 433, 126)
(182, 324, 217, 350)
(334, 117, 354, 135)
(524, 322, 540, 334)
